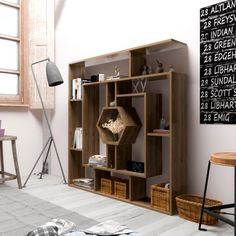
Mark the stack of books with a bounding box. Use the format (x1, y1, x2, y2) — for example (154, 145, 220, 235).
(72, 178, 94, 189)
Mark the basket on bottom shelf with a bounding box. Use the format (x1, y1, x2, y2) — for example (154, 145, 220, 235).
(175, 194, 222, 225)
(114, 179, 129, 199)
(101, 178, 114, 195)
(151, 183, 170, 212)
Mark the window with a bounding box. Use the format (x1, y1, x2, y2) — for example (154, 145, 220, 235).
(0, 0, 55, 108)
(0, 0, 25, 105)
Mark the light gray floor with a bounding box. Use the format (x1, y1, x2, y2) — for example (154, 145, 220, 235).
(6, 175, 233, 236)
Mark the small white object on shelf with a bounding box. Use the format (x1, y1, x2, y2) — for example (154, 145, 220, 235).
(109, 100, 116, 107)
(73, 127, 82, 149)
(0, 120, 5, 137)
(72, 78, 82, 100)
(160, 118, 166, 129)
(169, 65, 175, 72)
(98, 74, 105, 81)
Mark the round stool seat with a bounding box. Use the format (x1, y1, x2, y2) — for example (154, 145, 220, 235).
(211, 152, 236, 166)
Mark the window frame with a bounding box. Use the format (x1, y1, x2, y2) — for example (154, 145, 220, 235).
(0, 0, 27, 107)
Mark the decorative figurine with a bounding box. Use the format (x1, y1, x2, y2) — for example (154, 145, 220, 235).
(142, 65, 148, 75)
(169, 65, 175, 72)
(109, 100, 116, 107)
(106, 66, 120, 80)
(148, 66, 152, 74)
(142, 65, 152, 75)
(155, 59, 164, 73)
(160, 118, 166, 129)
(113, 66, 120, 78)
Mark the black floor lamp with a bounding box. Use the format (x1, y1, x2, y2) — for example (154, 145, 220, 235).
(23, 58, 67, 187)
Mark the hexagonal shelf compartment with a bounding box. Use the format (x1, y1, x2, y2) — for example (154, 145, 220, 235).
(97, 106, 142, 145)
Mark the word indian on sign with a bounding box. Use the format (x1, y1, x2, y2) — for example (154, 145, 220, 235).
(200, 0, 236, 124)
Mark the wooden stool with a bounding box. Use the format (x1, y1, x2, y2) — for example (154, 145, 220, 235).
(199, 152, 236, 235)
(0, 135, 22, 189)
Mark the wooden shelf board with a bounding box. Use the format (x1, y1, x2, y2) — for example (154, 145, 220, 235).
(83, 164, 108, 168)
(83, 164, 93, 168)
(70, 99, 82, 102)
(70, 184, 172, 215)
(94, 166, 145, 178)
(115, 169, 145, 177)
(92, 166, 115, 171)
(116, 92, 146, 98)
(69, 183, 94, 192)
(104, 141, 119, 145)
(130, 72, 170, 81)
(96, 190, 130, 202)
(70, 147, 82, 152)
(147, 132, 170, 137)
(70, 39, 186, 65)
(133, 200, 171, 215)
(131, 200, 152, 209)
(83, 72, 170, 87)
(95, 191, 172, 214)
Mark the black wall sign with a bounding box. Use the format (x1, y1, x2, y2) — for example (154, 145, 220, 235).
(200, 0, 236, 124)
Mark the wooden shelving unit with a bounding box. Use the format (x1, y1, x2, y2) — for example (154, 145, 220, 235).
(68, 39, 187, 214)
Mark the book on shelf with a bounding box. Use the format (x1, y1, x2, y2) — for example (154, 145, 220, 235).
(153, 129, 170, 134)
(72, 178, 94, 189)
(72, 78, 82, 100)
(88, 154, 107, 166)
(73, 127, 82, 149)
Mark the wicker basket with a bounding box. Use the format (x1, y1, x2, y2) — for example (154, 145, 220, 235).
(151, 183, 170, 212)
(114, 179, 129, 199)
(176, 194, 222, 225)
(101, 178, 113, 195)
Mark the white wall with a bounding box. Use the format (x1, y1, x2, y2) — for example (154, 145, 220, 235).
(0, 109, 43, 178)
(52, 0, 236, 204)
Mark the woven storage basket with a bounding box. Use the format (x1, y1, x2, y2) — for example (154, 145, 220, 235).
(101, 178, 113, 195)
(151, 183, 170, 212)
(114, 179, 129, 199)
(176, 194, 222, 225)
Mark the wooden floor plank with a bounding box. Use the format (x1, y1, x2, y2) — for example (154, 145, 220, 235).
(5, 174, 233, 236)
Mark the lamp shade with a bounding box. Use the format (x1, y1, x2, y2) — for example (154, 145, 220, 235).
(46, 61, 64, 87)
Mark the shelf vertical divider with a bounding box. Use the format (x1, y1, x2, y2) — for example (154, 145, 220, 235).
(82, 84, 99, 166)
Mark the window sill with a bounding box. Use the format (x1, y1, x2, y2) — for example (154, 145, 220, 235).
(0, 103, 29, 108)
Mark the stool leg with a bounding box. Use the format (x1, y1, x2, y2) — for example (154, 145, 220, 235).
(0, 141, 4, 182)
(199, 160, 211, 231)
(11, 140, 22, 189)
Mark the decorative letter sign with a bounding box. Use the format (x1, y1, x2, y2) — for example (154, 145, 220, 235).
(200, 0, 236, 124)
